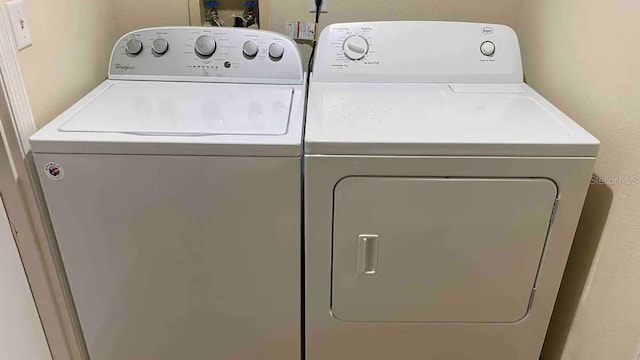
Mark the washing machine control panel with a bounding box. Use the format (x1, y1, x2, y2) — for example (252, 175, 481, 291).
(109, 27, 303, 84)
(312, 22, 523, 83)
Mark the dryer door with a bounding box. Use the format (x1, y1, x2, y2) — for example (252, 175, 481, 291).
(331, 177, 557, 323)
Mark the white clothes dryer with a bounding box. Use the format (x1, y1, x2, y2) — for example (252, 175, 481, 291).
(304, 21, 598, 360)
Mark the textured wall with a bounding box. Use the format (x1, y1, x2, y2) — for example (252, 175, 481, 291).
(111, 0, 190, 37)
(518, 0, 640, 359)
(17, 0, 117, 129)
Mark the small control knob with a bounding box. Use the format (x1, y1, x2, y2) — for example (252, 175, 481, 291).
(343, 35, 369, 60)
(243, 40, 259, 58)
(125, 38, 143, 56)
(195, 35, 216, 57)
(481, 41, 496, 57)
(152, 38, 169, 55)
(268, 42, 285, 60)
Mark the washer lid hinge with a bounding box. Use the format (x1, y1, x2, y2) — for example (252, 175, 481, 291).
(549, 198, 560, 225)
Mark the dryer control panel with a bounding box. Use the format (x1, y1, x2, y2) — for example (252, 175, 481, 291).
(312, 22, 523, 83)
(109, 27, 303, 85)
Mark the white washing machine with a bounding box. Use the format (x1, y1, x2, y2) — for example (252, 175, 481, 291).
(31, 27, 304, 360)
(305, 22, 599, 360)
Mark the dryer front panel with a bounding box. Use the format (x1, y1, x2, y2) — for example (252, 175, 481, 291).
(331, 177, 557, 323)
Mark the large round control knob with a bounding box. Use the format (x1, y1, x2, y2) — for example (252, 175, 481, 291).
(243, 40, 259, 58)
(125, 38, 143, 56)
(268, 42, 285, 60)
(343, 35, 369, 60)
(195, 35, 216, 57)
(480, 41, 496, 57)
(152, 38, 169, 55)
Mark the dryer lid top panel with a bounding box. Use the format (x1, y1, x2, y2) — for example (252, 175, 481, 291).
(305, 83, 599, 157)
(59, 82, 292, 136)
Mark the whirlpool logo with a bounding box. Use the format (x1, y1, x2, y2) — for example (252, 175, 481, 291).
(114, 64, 135, 71)
(44, 162, 64, 180)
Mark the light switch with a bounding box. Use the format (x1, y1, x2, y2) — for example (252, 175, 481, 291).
(286, 21, 318, 41)
(7, 0, 32, 50)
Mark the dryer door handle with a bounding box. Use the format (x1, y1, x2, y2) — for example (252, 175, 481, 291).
(357, 234, 379, 276)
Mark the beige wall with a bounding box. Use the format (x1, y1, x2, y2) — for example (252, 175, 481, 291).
(17, 0, 117, 128)
(267, 0, 521, 68)
(518, 0, 640, 359)
(111, 0, 190, 37)
(17, 0, 192, 129)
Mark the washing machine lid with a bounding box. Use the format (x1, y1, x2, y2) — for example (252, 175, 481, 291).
(305, 82, 599, 157)
(30, 80, 305, 156)
(60, 82, 292, 135)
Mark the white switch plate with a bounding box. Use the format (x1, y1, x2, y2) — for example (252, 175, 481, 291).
(308, 0, 328, 13)
(286, 21, 318, 40)
(285, 22, 298, 39)
(7, 0, 32, 50)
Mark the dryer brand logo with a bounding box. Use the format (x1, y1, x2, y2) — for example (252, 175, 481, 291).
(114, 64, 135, 71)
(482, 27, 494, 35)
(44, 162, 64, 180)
